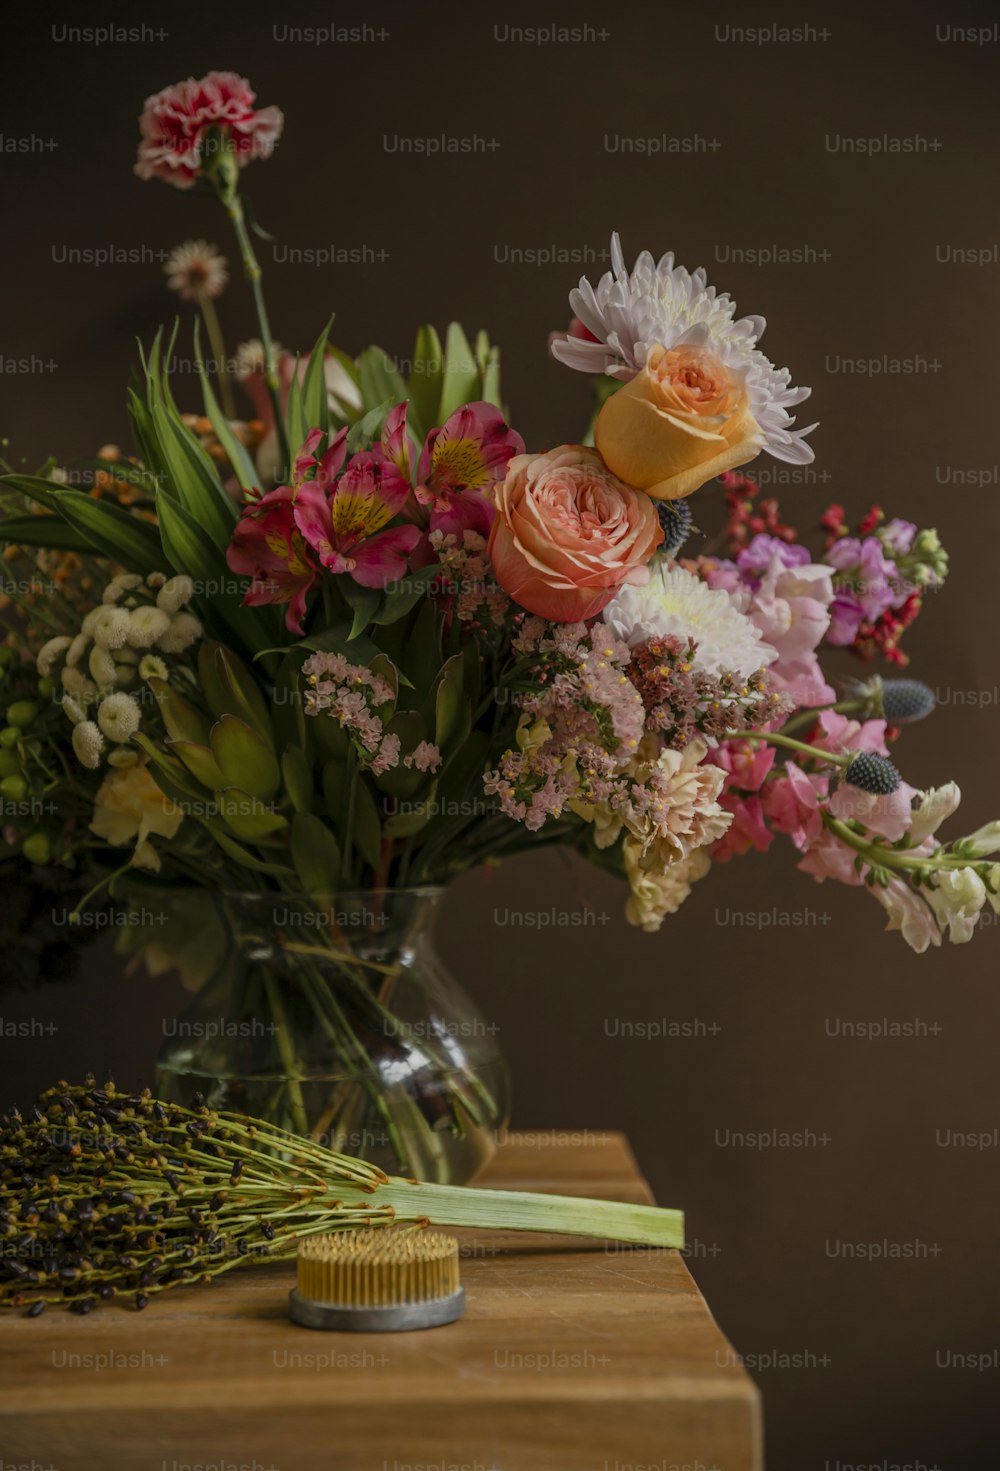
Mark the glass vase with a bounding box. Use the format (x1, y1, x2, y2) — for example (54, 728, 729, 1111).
(153, 888, 508, 1185)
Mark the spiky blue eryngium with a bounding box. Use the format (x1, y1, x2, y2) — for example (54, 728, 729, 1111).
(845, 751, 901, 795)
(656, 499, 693, 560)
(881, 679, 936, 724)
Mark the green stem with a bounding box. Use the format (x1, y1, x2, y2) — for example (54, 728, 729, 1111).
(223, 193, 290, 475)
(728, 729, 849, 766)
(821, 813, 983, 876)
(363, 1178, 684, 1248)
(196, 288, 237, 420)
(262, 971, 310, 1137)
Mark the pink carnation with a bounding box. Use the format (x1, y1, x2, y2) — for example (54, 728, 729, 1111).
(135, 72, 283, 189)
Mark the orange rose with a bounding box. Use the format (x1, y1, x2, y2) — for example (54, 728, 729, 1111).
(595, 343, 764, 500)
(488, 445, 662, 622)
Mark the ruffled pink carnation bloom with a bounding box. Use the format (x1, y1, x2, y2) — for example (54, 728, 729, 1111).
(135, 72, 283, 189)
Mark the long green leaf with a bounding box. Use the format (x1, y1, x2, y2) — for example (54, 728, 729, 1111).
(408, 324, 443, 442)
(301, 316, 335, 434)
(0, 473, 62, 514)
(358, 345, 407, 417)
(195, 326, 258, 494)
(438, 322, 479, 418)
(52, 491, 164, 573)
(0, 514, 91, 551)
(152, 400, 236, 551)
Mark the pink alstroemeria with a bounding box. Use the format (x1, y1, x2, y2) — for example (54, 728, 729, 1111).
(414, 402, 525, 537)
(293, 442, 421, 588)
(227, 485, 320, 635)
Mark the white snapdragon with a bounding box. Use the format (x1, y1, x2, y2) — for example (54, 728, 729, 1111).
(924, 868, 988, 944)
(960, 821, 1000, 857)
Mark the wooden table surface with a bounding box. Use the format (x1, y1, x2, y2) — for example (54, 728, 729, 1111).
(0, 1131, 761, 1471)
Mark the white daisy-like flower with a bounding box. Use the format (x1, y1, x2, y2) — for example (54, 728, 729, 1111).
(156, 612, 202, 653)
(72, 720, 105, 769)
(156, 574, 195, 615)
(102, 574, 144, 605)
(551, 232, 817, 465)
(88, 606, 131, 651)
(127, 606, 172, 648)
(61, 693, 87, 725)
(139, 654, 169, 682)
(97, 692, 142, 744)
(88, 645, 117, 689)
(65, 632, 89, 668)
(602, 561, 776, 678)
(146, 572, 167, 589)
(36, 635, 72, 678)
(61, 667, 97, 699)
(165, 239, 229, 302)
(234, 338, 282, 380)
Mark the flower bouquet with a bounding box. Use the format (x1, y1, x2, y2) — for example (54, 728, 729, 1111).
(2, 72, 999, 1182)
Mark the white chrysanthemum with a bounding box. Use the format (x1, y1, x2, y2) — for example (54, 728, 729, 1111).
(551, 232, 817, 464)
(97, 692, 142, 744)
(139, 654, 169, 682)
(165, 239, 229, 302)
(155, 574, 195, 615)
(156, 612, 202, 653)
(61, 693, 87, 725)
(61, 667, 97, 699)
(65, 632, 89, 667)
(88, 645, 117, 689)
(72, 720, 105, 769)
(36, 635, 72, 678)
(127, 606, 171, 649)
(89, 606, 131, 651)
(102, 574, 144, 605)
(602, 562, 776, 678)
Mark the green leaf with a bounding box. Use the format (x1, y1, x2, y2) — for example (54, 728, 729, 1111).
(340, 579, 383, 638)
(291, 811, 341, 907)
(352, 776, 383, 870)
(151, 399, 236, 551)
(127, 384, 163, 478)
(167, 739, 227, 790)
(282, 746, 314, 814)
(358, 345, 407, 416)
(205, 826, 296, 877)
(286, 363, 308, 461)
(431, 653, 467, 754)
(198, 642, 273, 741)
(210, 713, 281, 801)
(0, 514, 91, 551)
(438, 322, 479, 419)
(157, 498, 276, 660)
(384, 782, 438, 838)
(302, 316, 335, 434)
(196, 327, 258, 494)
(345, 399, 392, 455)
(480, 345, 502, 408)
(409, 324, 444, 442)
(295, 621, 381, 669)
(0, 474, 62, 515)
(146, 677, 210, 746)
(52, 490, 164, 575)
(374, 710, 427, 799)
(399, 598, 442, 708)
(372, 562, 441, 625)
(215, 788, 287, 842)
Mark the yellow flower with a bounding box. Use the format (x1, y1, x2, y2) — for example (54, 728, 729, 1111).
(595, 343, 764, 500)
(90, 763, 183, 871)
(623, 838, 711, 932)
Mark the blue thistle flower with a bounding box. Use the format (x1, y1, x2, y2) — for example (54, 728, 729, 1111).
(880, 679, 936, 724)
(844, 751, 901, 795)
(656, 499, 693, 560)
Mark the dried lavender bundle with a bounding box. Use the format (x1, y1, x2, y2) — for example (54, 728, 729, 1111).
(0, 1079, 683, 1315)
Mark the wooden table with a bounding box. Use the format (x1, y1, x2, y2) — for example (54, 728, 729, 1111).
(0, 1131, 761, 1470)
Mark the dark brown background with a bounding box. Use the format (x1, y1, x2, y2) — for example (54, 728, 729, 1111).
(3, 2, 1000, 1467)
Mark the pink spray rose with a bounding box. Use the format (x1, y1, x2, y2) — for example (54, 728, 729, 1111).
(135, 72, 283, 189)
(488, 446, 662, 622)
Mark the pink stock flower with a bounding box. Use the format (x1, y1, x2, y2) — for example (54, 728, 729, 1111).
(715, 739, 776, 794)
(828, 779, 917, 843)
(414, 402, 525, 537)
(813, 710, 889, 758)
(712, 795, 772, 862)
(135, 72, 283, 189)
(292, 435, 421, 588)
(226, 485, 320, 635)
(763, 763, 827, 846)
(796, 827, 865, 887)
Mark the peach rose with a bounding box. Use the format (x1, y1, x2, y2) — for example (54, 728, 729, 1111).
(488, 445, 662, 621)
(595, 342, 765, 500)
